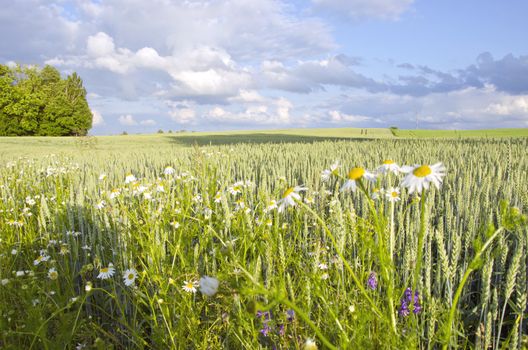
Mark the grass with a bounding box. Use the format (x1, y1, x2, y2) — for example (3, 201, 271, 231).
(0, 129, 527, 349)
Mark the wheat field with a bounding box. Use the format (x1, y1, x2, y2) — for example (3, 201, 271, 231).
(0, 132, 527, 349)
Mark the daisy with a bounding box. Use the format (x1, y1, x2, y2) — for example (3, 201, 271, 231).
(401, 163, 446, 194)
(125, 173, 137, 184)
(163, 166, 175, 175)
(371, 187, 384, 200)
(170, 221, 180, 229)
(182, 280, 197, 293)
(214, 192, 222, 203)
(97, 263, 115, 280)
(123, 268, 137, 286)
(199, 276, 219, 296)
(98, 173, 107, 181)
(321, 161, 340, 182)
(340, 167, 376, 192)
(34, 254, 50, 266)
(95, 200, 106, 210)
(109, 188, 121, 199)
(386, 187, 401, 202)
(48, 267, 58, 280)
(277, 186, 307, 213)
(377, 160, 401, 175)
(228, 182, 244, 195)
(303, 338, 318, 350)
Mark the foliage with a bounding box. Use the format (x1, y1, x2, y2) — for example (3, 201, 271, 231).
(0, 63, 92, 136)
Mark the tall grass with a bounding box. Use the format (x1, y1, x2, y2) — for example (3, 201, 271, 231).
(0, 137, 526, 349)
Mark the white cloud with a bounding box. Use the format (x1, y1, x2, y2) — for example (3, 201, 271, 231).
(118, 114, 138, 126)
(140, 119, 157, 126)
(312, 0, 414, 20)
(485, 96, 528, 116)
(91, 109, 105, 126)
(328, 110, 372, 123)
(169, 108, 196, 124)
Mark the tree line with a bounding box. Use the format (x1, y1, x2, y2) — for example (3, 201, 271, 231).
(0, 64, 92, 136)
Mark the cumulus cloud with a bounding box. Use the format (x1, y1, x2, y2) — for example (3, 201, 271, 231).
(118, 114, 138, 126)
(91, 110, 105, 126)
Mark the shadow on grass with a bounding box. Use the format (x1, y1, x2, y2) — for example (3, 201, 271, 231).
(167, 133, 370, 146)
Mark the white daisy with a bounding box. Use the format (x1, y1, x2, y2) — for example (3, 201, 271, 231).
(33, 254, 50, 266)
(277, 186, 307, 213)
(95, 200, 106, 210)
(109, 188, 121, 199)
(371, 187, 384, 200)
(123, 268, 137, 286)
(199, 276, 219, 296)
(401, 163, 446, 194)
(264, 199, 277, 212)
(377, 160, 401, 175)
(163, 166, 175, 175)
(182, 280, 197, 293)
(97, 263, 115, 280)
(303, 338, 318, 350)
(228, 181, 244, 195)
(125, 173, 137, 184)
(340, 167, 377, 192)
(98, 173, 107, 181)
(385, 187, 401, 202)
(321, 161, 340, 182)
(214, 192, 222, 203)
(48, 267, 58, 280)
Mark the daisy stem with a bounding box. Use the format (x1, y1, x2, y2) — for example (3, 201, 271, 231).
(442, 227, 504, 350)
(297, 201, 383, 319)
(412, 192, 427, 296)
(390, 201, 395, 261)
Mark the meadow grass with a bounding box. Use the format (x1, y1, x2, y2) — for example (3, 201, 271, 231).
(0, 132, 527, 349)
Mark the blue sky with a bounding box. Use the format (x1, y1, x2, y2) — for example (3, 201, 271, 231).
(1, 0, 527, 134)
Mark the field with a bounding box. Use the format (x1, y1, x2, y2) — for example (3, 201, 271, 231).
(0, 129, 527, 349)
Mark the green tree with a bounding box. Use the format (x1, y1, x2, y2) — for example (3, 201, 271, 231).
(0, 63, 93, 136)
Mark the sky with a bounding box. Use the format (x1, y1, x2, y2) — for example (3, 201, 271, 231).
(1, 0, 528, 135)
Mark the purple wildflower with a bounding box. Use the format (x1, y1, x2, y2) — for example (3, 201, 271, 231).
(286, 309, 295, 322)
(399, 288, 422, 316)
(398, 300, 410, 317)
(367, 272, 378, 290)
(413, 290, 422, 314)
(278, 324, 285, 336)
(260, 324, 272, 337)
(404, 288, 412, 303)
(256, 310, 272, 322)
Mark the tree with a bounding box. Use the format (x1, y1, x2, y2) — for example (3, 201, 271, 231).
(0, 63, 93, 136)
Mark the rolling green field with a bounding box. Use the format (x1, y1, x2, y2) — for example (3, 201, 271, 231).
(0, 129, 527, 349)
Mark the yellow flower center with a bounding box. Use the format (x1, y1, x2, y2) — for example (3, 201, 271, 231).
(101, 268, 109, 273)
(128, 273, 135, 280)
(383, 160, 394, 164)
(282, 187, 294, 198)
(348, 167, 365, 180)
(50, 272, 58, 279)
(413, 165, 432, 178)
(186, 282, 194, 289)
(391, 191, 398, 198)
